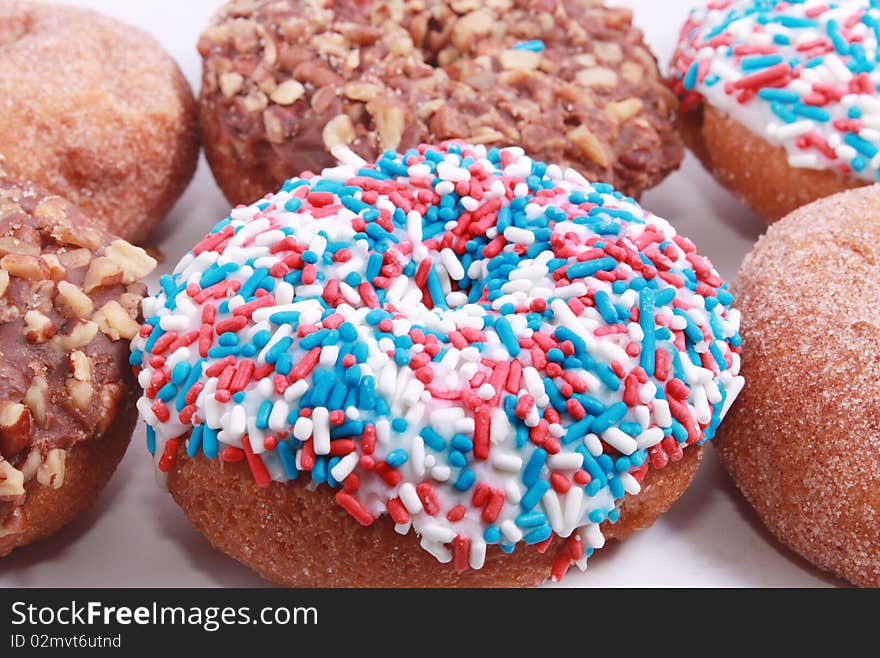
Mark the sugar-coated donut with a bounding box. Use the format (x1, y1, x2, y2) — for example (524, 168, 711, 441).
(670, 0, 880, 221)
(0, 1, 200, 243)
(198, 0, 683, 206)
(716, 185, 880, 587)
(131, 142, 743, 586)
(0, 175, 157, 556)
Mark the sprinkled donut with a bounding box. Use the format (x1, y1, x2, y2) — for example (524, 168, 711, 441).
(132, 142, 744, 586)
(671, 0, 880, 221)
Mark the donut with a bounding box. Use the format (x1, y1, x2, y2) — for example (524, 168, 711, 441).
(715, 185, 880, 588)
(0, 1, 200, 243)
(197, 0, 683, 206)
(0, 174, 157, 556)
(670, 0, 880, 222)
(131, 142, 744, 587)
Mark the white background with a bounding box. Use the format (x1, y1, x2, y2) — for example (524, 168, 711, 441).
(0, 0, 842, 587)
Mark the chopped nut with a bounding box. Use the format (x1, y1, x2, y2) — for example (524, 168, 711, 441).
(621, 61, 644, 85)
(37, 449, 66, 489)
(0, 270, 8, 297)
(51, 224, 102, 251)
(56, 248, 93, 270)
(32, 195, 68, 224)
(24, 376, 49, 429)
(93, 300, 140, 341)
(104, 240, 157, 284)
(605, 98, 644, 124)
(387, 32, 414, 56)
(415, 99, 444, 120)
(0, 402, 33, 459)
(66, 377, 92, 410)
(0, 237, 40, 257)
(55, 280, 94, 319)
(83, 257, 123, 293)
(568, 125, 610, 168)
(0, 458, 24, 499)
(466, 127, 506, 144)
(499, 49, 541, 70)
(452, 10, 494, 50)
(53, 320, 99, 351)
(118, 292, 144, 317)
(269, 79, 305, 105)
(70, 350, 92, 382)
(19, 448, 42, 482)
(1, 254, 50, 280)
(593, 41, 624, 64)
(41, 254, 67, 281)
(344, 82, 381, 102)
(263, 108, 286, 144)
(242, 90, 268, 113)
(219, 72, 244, 98)
(576, 67, 619, 87)
(311, 32, 349, 58)
(23, 310, 56, 343)
(322, 114, 356, 150)
(366, 99, 405, 150)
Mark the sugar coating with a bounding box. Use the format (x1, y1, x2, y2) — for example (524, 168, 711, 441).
(716, 185, 880, 587)
(131, 142, 744, 579)
(0, 1, 198, 242)
(671, 0, 880, 183)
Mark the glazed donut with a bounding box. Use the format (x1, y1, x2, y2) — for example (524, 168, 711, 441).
(670, 0, 880, 221)
(0, 1, 200, 243)
(0, 175, 156, 556)
(131, 142, 744, 587)
(716, 185, 880, 587)
(198, 0, 683, 206)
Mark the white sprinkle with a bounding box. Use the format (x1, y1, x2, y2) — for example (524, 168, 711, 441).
(268, 400, 290, 433)
(312, 407, 330, 455)
(619, 472, 641, 495)
(422, 523, 456, 544)
(477, 384, 496, 400)
(635, 427, 664, 450)
(440, 248, 465, 280)
(547, 452, 584, 471)
(410, 436, 426, 478)
(284, 379, 308, 402)
(469, 539, 487, 570)
(601, 427, 638, 455)
(653, 398, 672, 427)
(542, 489, 564, 534)
(406, 210, 423, 243)
(492, 453, 523, 472)
(330, 453, 358, 482)
(399, 482, 423, 514)
(159, 314, 189, 332)
(500, 519, 523, 543)
(503, 226, 535, 245)
(563, 486, 584, 529)
(293, 416, 313, 441)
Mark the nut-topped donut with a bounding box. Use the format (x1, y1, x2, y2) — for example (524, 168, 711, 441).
(671, 0, 880, 221)
(198, 0, 683, 205)
(132, 142, 744, 586)
(0, 175, 157, 555)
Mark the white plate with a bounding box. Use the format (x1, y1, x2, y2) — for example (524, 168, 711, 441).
(0, 0, 843, 587)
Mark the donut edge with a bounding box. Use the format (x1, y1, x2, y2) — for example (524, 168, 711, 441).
(0, 394, 137, 558)
(679, 103, 864, 222)
(166, 444, 702, 587)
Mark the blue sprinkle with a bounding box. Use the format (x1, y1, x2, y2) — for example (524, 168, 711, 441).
(385, 449, 409, 467)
